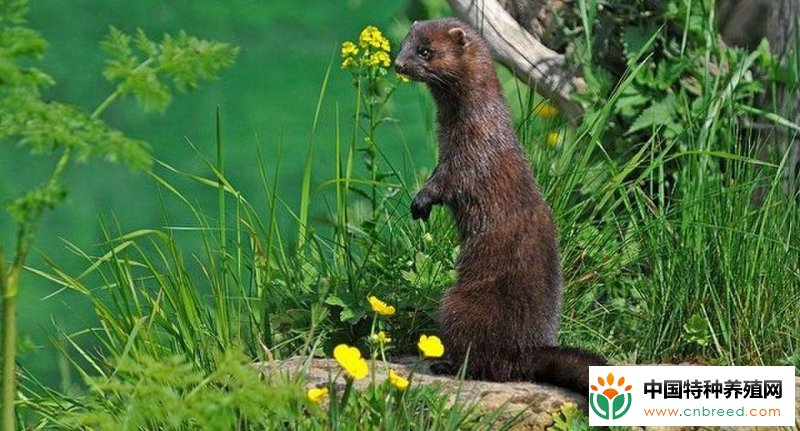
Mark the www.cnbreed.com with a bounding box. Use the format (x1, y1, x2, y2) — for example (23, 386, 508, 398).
(644, 406, 783, 418)
(589, 366, 795, 427)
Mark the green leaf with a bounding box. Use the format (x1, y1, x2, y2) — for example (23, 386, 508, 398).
(0, 26, 47, 59)
(101, 26, 135, 67)
(551, 403, 590, 431)
(654, 59, 690, 90)
(627, 94, 677, 135)
(324, 294, 347, 307)
(324, 294, 364, 324)
(616, 85, 649, 118)
(0, 26, 50, 91)
(621, 25, 659, 65)
(100, 27, 238, 112)
(339, 306, 357, 323)
(683, 313, 711, 347)
(159, 31, 239, 92)
(135, 29, 157, 57)
(581, 64, 613, 97)
(6, 183, 66, 224)
(0, 97, 152, 168)
(123, 66, 172, 112)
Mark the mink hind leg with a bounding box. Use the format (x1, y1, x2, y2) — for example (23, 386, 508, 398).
(435, 333, 523, 381)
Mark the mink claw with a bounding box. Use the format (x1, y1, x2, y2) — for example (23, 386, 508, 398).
(411, 195, 432, 221)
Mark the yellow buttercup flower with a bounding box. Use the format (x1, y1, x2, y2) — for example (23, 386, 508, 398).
(341, 41, 359, 58)
(333, 344, 369, 379)
(388, 370, 410, 390)
(367, 51, 391, 68)
(341, 56, 358, 70)
(418, 334, 444, 358)
(534, 103, 559, 119)
(547, 131, 562, 146)
(368, 295, 396, 315)
(359, 25, 390, 52)
(370, 330, 392, 344)
(341, 25, 391, 72)
(306, 386, 329, 403)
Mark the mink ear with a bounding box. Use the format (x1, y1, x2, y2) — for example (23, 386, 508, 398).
(448, 27, 470, 46)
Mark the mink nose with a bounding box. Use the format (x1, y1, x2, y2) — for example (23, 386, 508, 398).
(394, 59, 407, 74)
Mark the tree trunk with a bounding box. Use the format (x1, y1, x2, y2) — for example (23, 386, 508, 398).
(764, 0, 800, 196)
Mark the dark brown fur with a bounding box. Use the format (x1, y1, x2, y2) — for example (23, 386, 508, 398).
(395, 18, 604, 394)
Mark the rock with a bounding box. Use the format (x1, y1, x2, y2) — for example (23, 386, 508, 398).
(259, 357, 800, 431)
(258, 356, 586, 430)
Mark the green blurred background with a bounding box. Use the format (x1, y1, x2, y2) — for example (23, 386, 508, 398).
(0, 0, 437, 387)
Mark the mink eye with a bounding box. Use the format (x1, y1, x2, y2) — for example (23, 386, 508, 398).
(417, 47, 432, 60)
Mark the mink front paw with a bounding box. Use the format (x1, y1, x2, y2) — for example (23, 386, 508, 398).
(411, 193, 433, 221)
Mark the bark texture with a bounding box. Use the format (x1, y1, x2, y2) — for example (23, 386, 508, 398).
(764, 0, 800, 196)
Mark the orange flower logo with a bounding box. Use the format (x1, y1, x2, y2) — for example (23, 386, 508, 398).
(590, 373, 633, 420)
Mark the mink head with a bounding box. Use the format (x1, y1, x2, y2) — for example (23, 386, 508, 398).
(394, 18, 492, 88)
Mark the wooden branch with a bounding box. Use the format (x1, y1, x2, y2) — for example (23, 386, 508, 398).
(495, 0, 552, 39)
(447, 0, 586, 123)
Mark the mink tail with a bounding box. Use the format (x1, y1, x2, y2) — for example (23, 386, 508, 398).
(530, 346, 607, 394)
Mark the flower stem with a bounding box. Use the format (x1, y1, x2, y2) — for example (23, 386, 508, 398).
(1, 248, 18, 431)
(407, 358, 423, 386)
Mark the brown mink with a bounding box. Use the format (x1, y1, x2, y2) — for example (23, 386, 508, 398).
(395, 18, 605, 394)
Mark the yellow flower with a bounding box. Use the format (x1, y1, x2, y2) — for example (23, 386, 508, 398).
(359, 25, 390, 52)
(547, 131, 562, 146)
(367, 51, 391, 68)
(397, 73, 411, 83)
(388, 370, 410, 390)
(341, 41, 359, 58)
(333, 344, 369, 379)
(341, 56, 358, 70)
(306, 386, 329, 403)
(370, 330, 392, 344)
(368, 295, 396, 315)
(534, 102, 559, 119)
(417, 334, 444, 358)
